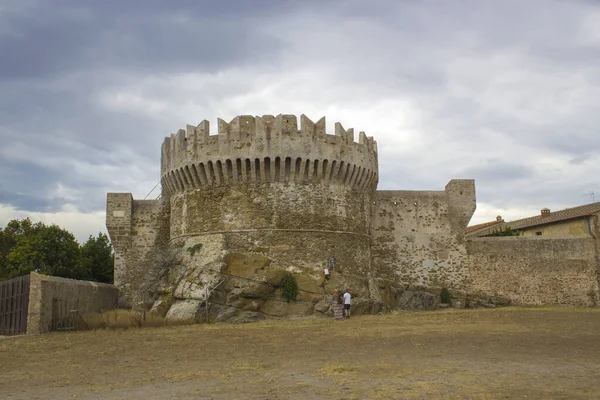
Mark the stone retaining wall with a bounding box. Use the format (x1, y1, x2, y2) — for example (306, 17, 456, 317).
(467, 236, 600, 306)
(27, 272, 118, 334)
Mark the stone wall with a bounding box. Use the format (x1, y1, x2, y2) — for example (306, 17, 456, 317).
(105, 193, 132, 291)
(168, 182, 373, 299)
(370, 180, 476, 309)
(27, 272, 118, 334)
(106, 195, 170, 306)
(160, 115, 379, 197)
(143, 114, 383, 321)
(467, 237, 600, 306)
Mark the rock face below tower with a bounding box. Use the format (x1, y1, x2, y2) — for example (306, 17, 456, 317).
(107, 114, 476, 321)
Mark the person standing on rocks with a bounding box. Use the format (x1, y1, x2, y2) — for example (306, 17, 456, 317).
(343, 289, 351, 319)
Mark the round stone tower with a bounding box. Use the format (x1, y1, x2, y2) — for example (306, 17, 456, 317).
(160, 114, 378, 318)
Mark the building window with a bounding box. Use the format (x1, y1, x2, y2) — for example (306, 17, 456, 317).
(536, 231, 542, 236)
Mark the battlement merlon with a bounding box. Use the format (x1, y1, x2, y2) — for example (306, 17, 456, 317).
(160, 114, 378, 177)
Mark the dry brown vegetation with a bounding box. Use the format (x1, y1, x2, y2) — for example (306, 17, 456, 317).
(2, 307, 600, 399)
(83, 309, 168, 330)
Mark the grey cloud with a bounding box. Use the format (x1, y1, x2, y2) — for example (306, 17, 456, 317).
(460, 161, 533, 184)
(0, 0, 599, 233)
(0, 158, 64, 212)
(0, 0, 293, 81)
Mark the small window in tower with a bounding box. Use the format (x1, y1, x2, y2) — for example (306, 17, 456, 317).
(536, 231, 542, 236)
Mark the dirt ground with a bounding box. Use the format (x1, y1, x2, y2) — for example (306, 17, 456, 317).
(1, 307, 600, 400)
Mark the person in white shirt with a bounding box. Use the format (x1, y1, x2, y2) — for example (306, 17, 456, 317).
(321, 265, 330, 287)
(343, 289, 351, 319)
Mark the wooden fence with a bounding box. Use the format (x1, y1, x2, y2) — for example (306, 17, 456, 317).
(51, 297, 88, 331)
(0, 275, 31, 335)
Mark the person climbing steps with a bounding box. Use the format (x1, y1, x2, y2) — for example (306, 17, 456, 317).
(320, 264, 330, 287)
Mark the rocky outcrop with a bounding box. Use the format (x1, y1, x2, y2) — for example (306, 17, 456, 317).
(158, 238, 511, 325)
(378, 283, 511, 311)
(165, 300, 201, 322)
(397, 291, 440, 310)
(149, 295, 173, 317)
(466, 293, 512, 308)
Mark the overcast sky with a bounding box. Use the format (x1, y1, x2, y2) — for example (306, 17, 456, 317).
(1, 0, 599, 241)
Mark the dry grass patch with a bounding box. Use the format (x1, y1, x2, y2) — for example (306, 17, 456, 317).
(84, 309, 168, 330)
(2, 307, 600, 399)
(317, 365, 358, 376)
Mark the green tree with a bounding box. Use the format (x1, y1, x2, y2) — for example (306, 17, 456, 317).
(7, 223, 83, 279)
(0, 229, 11, 280)
(0, 218, 114, 283)
(0, 219, 44, 279)
(81, 233, 114, 284)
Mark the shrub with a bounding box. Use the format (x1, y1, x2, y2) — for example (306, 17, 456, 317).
(440, 288, 451, 304)
(186, 243, 203, 257)
(280, 273, 299, 303)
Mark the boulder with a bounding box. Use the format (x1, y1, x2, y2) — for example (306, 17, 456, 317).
(225, 287, 267, 311)
(173, 280, 206, 300)
(228, 311, 263, 324)
(314, 299, 331, 314)
(287, 301, 315, 317)
(350, 298, 384, 316)
(228, 298, 264, 311)
(397, 291, 440, 310)
(149, 295, 173, 317)
(293, 274, 324, 295)
(261, 299, 314, 317)
(239, 281, 276, 298)
(215, 306, 238, 323)
(261, 300, 288, 317)
(165, 300, 201, 322)
(490, 295, 511, 306)
(264, 269, 288, 286)
(451, 298, 465, 309)
(215, 306, 264, 324)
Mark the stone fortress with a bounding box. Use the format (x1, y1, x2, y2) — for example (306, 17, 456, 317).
(107, 115, 599, 322)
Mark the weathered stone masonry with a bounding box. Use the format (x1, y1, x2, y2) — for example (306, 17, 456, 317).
(468, 237, 600, 306)
(107, 114, 599, 320)
(107, 115, 475, 319)
(370, 180, 476, 306)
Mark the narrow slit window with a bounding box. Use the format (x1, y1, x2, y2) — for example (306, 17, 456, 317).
(285, 157, 291, 181)
(264, 157, 271, 182)
(274, 157, 281, 182)
(255, 158, 261, 181)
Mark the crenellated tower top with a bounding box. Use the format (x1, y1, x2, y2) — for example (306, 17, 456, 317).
(160, 114, 378, 195)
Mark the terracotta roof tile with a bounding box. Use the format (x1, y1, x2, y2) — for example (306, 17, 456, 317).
(470, 202, 600, 237)
(465, 219, 504, 234)
(505, 202, 600, 230)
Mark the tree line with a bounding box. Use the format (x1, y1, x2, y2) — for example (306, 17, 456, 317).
(0, 218, 114, 283)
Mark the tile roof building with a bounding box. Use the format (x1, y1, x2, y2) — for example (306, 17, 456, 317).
(466, 202, 600, 238)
